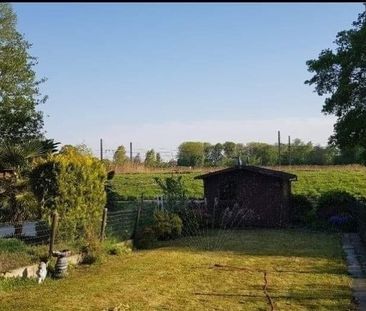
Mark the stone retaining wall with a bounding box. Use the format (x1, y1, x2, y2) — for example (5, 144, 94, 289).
(0, 240, 133, 279)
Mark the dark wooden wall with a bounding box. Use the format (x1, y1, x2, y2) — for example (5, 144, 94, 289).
(203, 170, 291, 228)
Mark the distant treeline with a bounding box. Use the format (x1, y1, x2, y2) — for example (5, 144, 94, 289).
(106, 139, 366, 168)
(175, 140, 366, 167)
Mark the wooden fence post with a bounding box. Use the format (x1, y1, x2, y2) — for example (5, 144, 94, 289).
(49, 211, 58, 258)
(100, 208, 108, 241)
(133, 194, 143, 239)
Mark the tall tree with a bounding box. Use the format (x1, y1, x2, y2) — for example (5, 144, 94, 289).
(0, 3, 47, 143)
(223, 141, 237, 159)
(245, 142, 277, 166)
(177, 142, 204, 167)
(144, 149, 156, 167)
(156, 152, 162, 165)
(113, 145, 128, 165)
(305, 11, 366, 152)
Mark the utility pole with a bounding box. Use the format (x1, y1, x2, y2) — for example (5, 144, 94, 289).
(130, 142, 133, 162)
(278, 130, 281, 166)
(100, 138, 103, 161)
(288, 136, 291, 166)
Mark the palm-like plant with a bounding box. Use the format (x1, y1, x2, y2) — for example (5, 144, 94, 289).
(0, 139, 59, 236)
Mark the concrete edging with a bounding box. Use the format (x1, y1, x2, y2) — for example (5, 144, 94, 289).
(342, 233, 366, 310)
(0, 254, 83, 279)
(1, 239, 133, 279)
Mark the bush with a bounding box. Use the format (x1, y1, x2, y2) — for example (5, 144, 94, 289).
(133, 226, 157, 249)
(317, 191, 359, 232)
(328, 214, 355, 232)
(358, 200, 366, 242)
(179, 207, 200, 236)
(317, 191, 358, 219)
(153, 209, 182, 240)
(30, 148, 107, 244)
(80, 230, 103, 265)
(290, 195, 315, 225)
(103, 239, 132, 256)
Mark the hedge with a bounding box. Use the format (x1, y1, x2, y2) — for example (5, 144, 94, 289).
(30, 148, 107, 242)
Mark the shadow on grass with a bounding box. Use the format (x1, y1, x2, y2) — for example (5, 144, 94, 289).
(194, 284, 354, 310)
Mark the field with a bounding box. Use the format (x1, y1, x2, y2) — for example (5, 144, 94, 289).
(0, 230, 354, 310)
(111, 165, 366, 200)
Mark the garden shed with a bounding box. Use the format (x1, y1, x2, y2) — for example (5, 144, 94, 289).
(195, 165, 297, 228)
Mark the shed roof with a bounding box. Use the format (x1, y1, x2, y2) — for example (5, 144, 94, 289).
(195, 166, 297, 181)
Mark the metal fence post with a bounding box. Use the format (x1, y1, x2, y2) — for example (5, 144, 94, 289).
(49, 211, 59, 258)
(100, 208, 108, 241)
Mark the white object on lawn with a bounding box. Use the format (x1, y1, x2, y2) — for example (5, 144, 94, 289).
(36, 261, 47, 284)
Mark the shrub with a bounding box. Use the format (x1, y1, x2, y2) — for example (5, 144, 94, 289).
(358, 200, 366, 242)
(317, 191, 359, 232)
(103, 239, 132, 256)
(328, 214, 355, 232)
(170, 213, 183, 238)
(133, 226, 157, 249)
(290, 195, 315, 225)
(153, 209, 182, 240)
(30, 148, 107, 244)
(179, 207, 200, 236)
(80, 229, 103, 265)
(317, 191, 358, 220)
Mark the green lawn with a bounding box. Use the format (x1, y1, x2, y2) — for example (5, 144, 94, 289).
(0, 230, 354, 310)
(111, 165, 366, 200)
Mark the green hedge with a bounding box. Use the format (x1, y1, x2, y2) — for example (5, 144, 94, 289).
(30, 148, 107, 242)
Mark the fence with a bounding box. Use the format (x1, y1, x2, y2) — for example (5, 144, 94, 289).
(0, 198, 160, 269)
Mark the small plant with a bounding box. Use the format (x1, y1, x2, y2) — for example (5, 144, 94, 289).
(290, 194, 315, 226)
(79, 230, 103, 265)
(133, 226, 157, 249)
(317, 191, 358, 219)
(153, 209, 182, 240)
(313, 191, 360, 232)
(103, 239, 132, 256)
(328, 214, 355, 232)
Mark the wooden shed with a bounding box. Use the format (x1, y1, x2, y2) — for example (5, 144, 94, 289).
(195, 165, 297, 228)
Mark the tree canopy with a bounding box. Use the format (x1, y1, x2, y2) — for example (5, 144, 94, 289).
(305, 11, 366, 152)
(177, 142, 204, 167)
(0, 3, 46, 143)
(113, 145, 128, 165)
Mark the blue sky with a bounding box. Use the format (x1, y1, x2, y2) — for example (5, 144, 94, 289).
(12, 3, 364, 158)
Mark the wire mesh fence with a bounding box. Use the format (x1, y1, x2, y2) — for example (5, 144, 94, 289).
(106, 208, 137, 241)
(0, 220, 50, 246)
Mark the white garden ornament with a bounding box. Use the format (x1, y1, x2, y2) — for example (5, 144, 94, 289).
(36, 261, 47, 284)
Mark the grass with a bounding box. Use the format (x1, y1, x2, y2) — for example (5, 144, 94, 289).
(0, 239, 49, 273)
(111, 165, 366, 200)
(0, 229, 354, 310)
(0, 238, 81, 274)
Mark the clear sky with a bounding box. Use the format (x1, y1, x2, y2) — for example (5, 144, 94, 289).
(12, 3, 364, 159)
